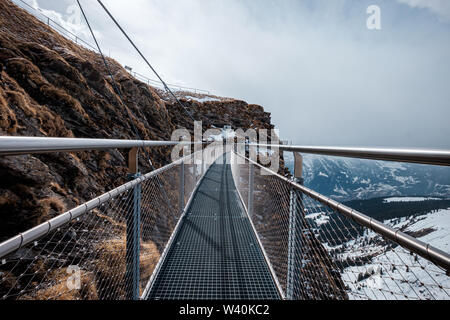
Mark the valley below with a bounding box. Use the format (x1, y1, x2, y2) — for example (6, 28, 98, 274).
(284, 152, 450, 201)
(303, 195, 450, 299)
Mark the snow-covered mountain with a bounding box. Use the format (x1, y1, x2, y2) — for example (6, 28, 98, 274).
(283, 150, 450, 299)
(284, 152, 450, 201)
(321, 207, 450, 299)
(303, 195, 450, 299)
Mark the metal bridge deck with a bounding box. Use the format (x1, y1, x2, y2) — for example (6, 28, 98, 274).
(147, 154, 280, 300)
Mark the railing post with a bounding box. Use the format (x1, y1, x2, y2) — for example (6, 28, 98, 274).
(248, 162, 254, 216)
(126, 147, 140, 300)
(287, 152, 304, 300)
(201, 150, 205, 176)
(179, 160, 185, 213)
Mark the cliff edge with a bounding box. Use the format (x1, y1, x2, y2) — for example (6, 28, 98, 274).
(0, 0, 275, 240)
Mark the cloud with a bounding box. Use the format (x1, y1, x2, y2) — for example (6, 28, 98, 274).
(13, 0, 450, 149)
(25, 0, 101, 40)
(397, 0, 450, 21)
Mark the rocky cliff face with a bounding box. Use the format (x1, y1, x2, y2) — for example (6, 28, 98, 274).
(0, 0, 275, 241)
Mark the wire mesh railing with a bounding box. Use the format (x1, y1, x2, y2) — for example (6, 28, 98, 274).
(230, 151, 450, 300)
(0, 151, 212, 300)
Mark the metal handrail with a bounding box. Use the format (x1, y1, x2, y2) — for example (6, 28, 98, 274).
(0, 150, 200, 259)
(233, 151, 450, 272)
(0, 136, 193, 156)
(131, 71, 210, 95)
(252, 144, 450, 166)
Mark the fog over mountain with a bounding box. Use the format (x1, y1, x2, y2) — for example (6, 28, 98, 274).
(284, 152, 450, 201)
(13, 0, 450, 149)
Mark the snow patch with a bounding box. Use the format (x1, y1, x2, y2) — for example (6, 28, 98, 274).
(383, 197, 442, 203)
(305, 212, 330, 226)
(185, 95, 220, 103)
(318, 172, 329, 178)
(333, 186, 348, 195)
(340, 208, 450, 300)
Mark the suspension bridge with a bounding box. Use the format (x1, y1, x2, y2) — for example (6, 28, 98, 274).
(0, 136, 449, 300)
(2, 0, 450, 301)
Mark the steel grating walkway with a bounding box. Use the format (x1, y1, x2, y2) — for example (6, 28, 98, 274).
(147, 154, 280, 300)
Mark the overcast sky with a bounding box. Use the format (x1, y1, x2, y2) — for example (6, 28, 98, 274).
(13, 0, 450, 149)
